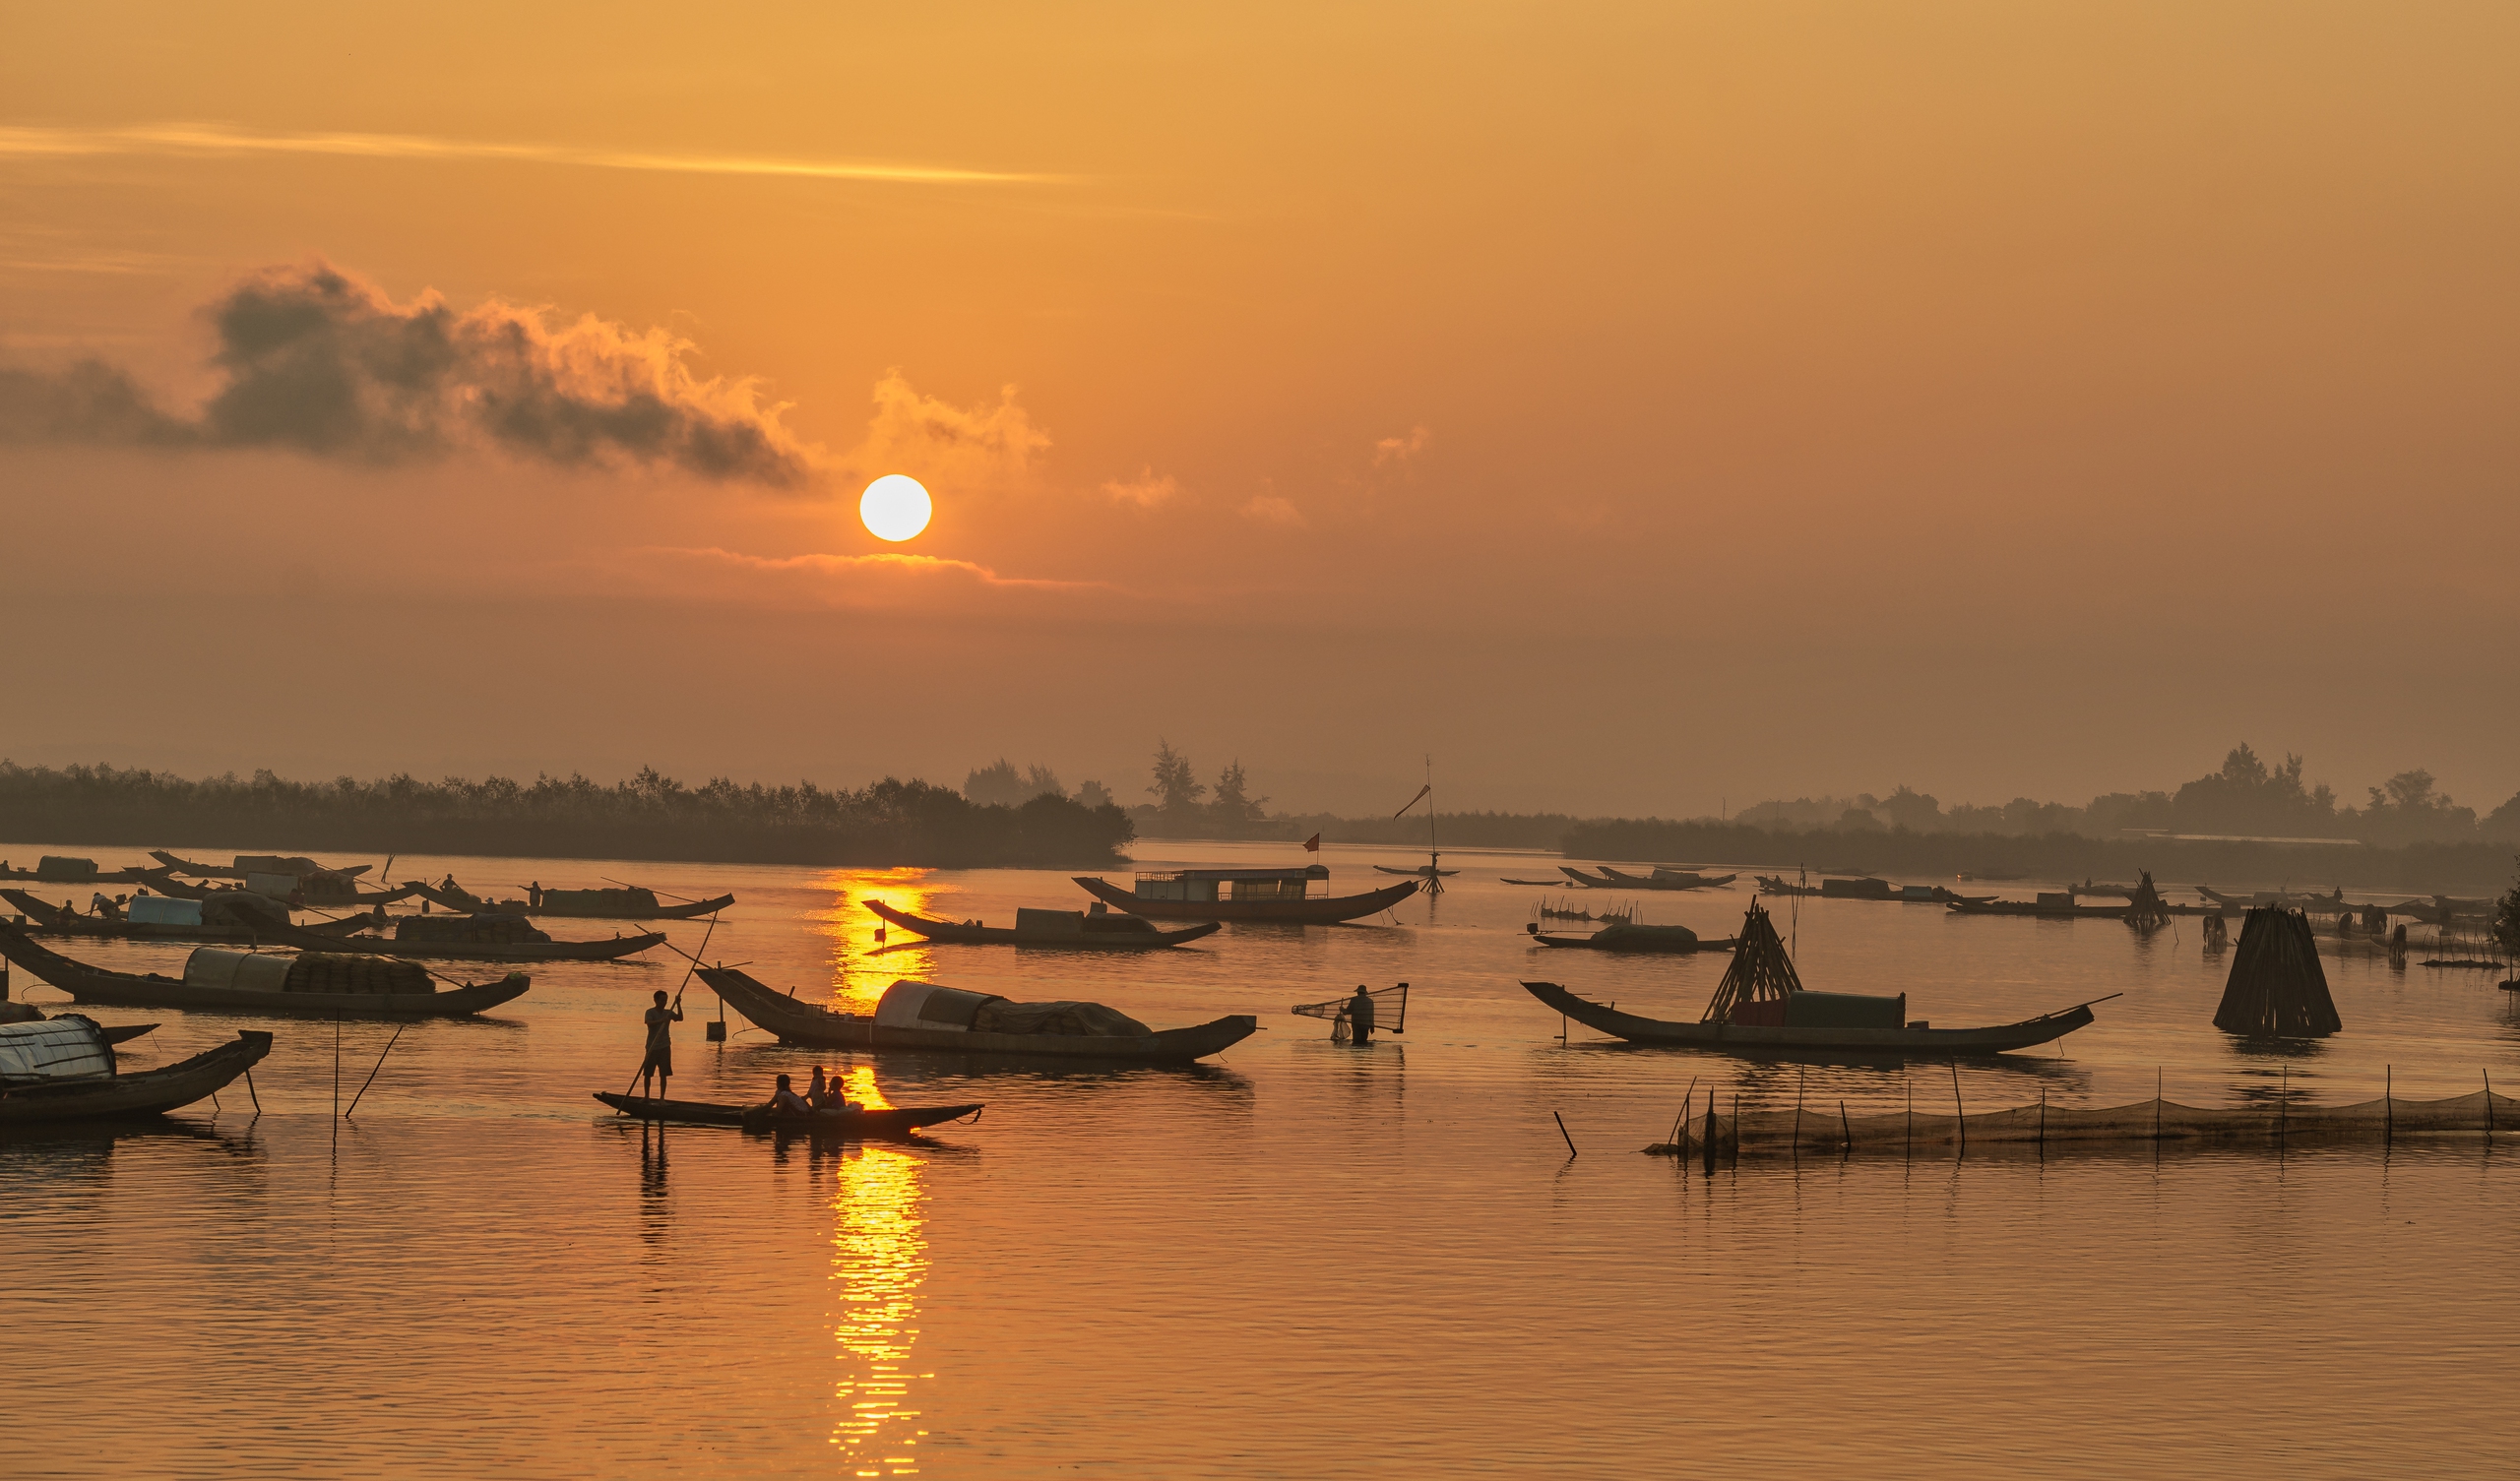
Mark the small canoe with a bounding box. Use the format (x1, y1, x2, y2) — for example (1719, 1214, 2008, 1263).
(865, 900, 1219, 949)
(1521, 979, 2097, 1059)
(0, 1029, 272, 1123)
(0, 921, 530, 1018)
(1944, 899, 2135, 920)
(1373, 865, 1460, 877)
(1501, 877, 1573, 887)
(593, 1091, 982, 1135)
(1071, 874, 1418, 924)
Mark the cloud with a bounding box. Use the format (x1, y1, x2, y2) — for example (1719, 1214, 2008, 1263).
(1241, 494, 1307, 527)
(848, 370, 1048, 491)
(0, 122, 1055, 187)
(1102, 467, 1178, 508)
(0, 261, 817, 484)
(1373, 424, 1432, 466)
(617, 545, 1111, 611)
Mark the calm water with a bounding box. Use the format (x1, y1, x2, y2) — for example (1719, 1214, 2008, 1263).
(4, 840, 2515, 1478)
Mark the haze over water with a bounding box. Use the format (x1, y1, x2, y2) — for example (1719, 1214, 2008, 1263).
(5, 841, 2512, 1477)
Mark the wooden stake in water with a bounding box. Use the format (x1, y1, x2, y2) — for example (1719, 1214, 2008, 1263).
(1667, 1076, 1698, 1150)
(1793, 1065, 1806, 1154)
(1553, 1110, 1577, 1158)
(1950, 1061, 1966, 1154)
(344, 1021, 409, 1119)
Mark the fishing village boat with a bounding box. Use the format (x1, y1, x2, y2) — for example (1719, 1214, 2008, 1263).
(1500, 877, 1574, 887)
(0, 923, 530, 1018)
(1374, 864, 1459, 878)
(1525, 921, 1738, 954)
(409, 880, 735, 920)
(0, 855, 157, 884)
(1560, 865, 1736, 892)
(151, 851, 371, 882)
(244, 914, 666, 962)
(138, 869, 420, 908)
(3, 888, 273, 943)
(0, 1016, 273, 1123)
(1072, 866, 1418, 924)
(593, 1091, 983, 1135)
(701, 969, 1258, 1062)
(1522, 900, 2103, 1058)
(0, 997, 159, 1045)
(1756, 876, 1989, 903)
(1945, 896, 2136, 919)
(864, 900, 1220, 948)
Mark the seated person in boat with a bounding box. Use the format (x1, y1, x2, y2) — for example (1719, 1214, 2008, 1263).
(769, 1074, 816, 1115)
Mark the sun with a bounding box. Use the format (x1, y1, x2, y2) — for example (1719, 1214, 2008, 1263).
(859, 474, 933, 542)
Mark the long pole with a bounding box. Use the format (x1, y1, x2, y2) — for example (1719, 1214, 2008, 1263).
(1794, 1065, 1805, 1157)
(1667, 1076, 1698, 1149)
(344, 1021, 408, 1118)
(1950, 1060, 1966, 1154)
(1553, 1110, 1577, 1157)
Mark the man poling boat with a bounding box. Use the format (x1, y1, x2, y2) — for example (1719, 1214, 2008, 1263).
(634, 988, 683, 1099)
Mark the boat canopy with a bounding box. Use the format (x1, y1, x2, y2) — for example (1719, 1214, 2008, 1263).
(0, 1015, 114, 1082)
(184, 949, 294, 995)
(876, 980, 1152, 1037)
(128, 895, 206, 927)
(1130, 864, 1328, 903)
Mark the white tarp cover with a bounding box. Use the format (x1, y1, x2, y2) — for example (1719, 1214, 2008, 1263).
(876, 981, 989, 1030)
(0, 1016, 113, 1081)
(183, 949, 293, 994)
(873, 980, 1151, 1037)
(128, 895, 205, 927)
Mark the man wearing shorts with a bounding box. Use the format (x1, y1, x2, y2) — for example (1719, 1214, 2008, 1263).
(640, 989, 682, 1099)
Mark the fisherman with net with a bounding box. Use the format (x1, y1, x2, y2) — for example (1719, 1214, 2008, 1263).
(1347, 985, 1376, 1044)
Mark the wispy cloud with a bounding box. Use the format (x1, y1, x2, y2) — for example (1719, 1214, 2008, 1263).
(1241, 494, 1306, 527)
(669, 547, 1106, 591)
(1373, 424, 1432, 466)
(1102, 467, 1178, 508)
(0, 122, 1056, 187)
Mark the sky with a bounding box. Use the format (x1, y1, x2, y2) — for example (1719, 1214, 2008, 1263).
(1, 2, 2514, 819)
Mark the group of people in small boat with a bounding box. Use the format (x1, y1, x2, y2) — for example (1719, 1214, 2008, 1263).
(636, 988, 861, 1115)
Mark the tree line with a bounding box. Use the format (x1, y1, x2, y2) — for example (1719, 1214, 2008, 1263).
(0, 761, 1134, 869)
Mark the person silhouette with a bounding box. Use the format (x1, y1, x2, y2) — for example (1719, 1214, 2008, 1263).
(1348, 985, 1376, 1045)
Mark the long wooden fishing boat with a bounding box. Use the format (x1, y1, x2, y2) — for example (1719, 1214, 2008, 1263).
(1944, 898, 2135, 920)
(701, 968, 1258, 1062)
(0, 1022, 273, 1123)
(1071, 869, 1417, 924)
(593, 1091, 983, 1135)
(2, 889, 265, 943)
(245, 915, 665, 962)
(0, 857, 158, 884)
(865, 900, 1219, 949)
(1525, 923, 1738, 954)
(1373, 864, 1460, 878)
(137, 869, 419, 908)
(1522, 979, 2099, 1057)
(408, 881, 735, 920)
(0, 922, 530, 1018)
(150, 851, 371, 882)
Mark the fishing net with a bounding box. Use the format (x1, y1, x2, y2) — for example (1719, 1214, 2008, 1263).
(1648, 1085, 2520, 1159)
(1292, 984, 1409, 1041)
(2213, 907, 2343, 1037)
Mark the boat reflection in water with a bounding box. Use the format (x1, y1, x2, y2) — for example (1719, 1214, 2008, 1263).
(818, 868, 938, 1011)
(826, 1066, 931, 1477)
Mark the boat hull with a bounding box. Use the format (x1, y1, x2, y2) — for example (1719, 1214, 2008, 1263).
(1070, 875, 1418, 923)
(0, 1031, 272, 1123)
(593, 1091, 982, 1135)
(410, 884, 733, 920)
(1530, 932, 1738, 954)
(701, 967, 1257, 1062)
(865, 900, 1220, 949)
(1520, 979, 2094, 1058)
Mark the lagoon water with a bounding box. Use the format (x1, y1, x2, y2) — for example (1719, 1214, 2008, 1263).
(3, 840, 2514, 1478)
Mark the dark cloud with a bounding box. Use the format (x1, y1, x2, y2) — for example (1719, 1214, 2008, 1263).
(0, 262, 816, 485)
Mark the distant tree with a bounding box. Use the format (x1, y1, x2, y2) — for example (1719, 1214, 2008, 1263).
(1210, 759, 1269, 827)
(2171, 744, 2338, 835)
(1023, 764, 1066, 801)
(964, 759, 1028, 807)
(1836, 807, 1883, 832)
(1877, 785, 1942, 833)
(2357, 768, 2478, 845)
(2483, 792, 2520, 843)
(1075, 779, 1113, 810)
(1148, 740, 1205, 816)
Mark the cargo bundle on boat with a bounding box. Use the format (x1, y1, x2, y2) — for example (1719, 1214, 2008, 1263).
(0, 1014, 272, 1123)
(701, 968, 1256, 1061)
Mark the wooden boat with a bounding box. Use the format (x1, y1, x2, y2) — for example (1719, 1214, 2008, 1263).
(408, 881, 735, 920)
(1522, 980, 2098, 1058)
(1374, 864, 1460, 878)
(150, 851, 371, 882)
(1525, 922, 1738, 954)
(0, 922, 530, 1018)
(593, 1091, 982, 1135)
(2, 889, 268, 943)
(865, 900, 1219, 949)
(0, 1020, 273, 1123)
(0, 856, 157, 884)
(245, 915, 665, 962)
(1501, 877, 1573, 887)
(702, 968, 1257, 1062)
(1072, 870, 1418, 924)
(1945, 898, 2135, 920)
(1523, 898, 2102, 1058)
(137, 869, 418, 908)
(0, 1001, 158, 1043)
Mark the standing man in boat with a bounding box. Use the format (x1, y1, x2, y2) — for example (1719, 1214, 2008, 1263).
(639, 989, 682, 1100)
(1347, 984, 1376, 1045)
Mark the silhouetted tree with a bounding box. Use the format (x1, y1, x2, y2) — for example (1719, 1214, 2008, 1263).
(1210, 759, 1268, 827)
(1148, 740, 1205, 816)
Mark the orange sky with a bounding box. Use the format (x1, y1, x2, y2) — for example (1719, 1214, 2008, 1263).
(2, 3, 2514, 816)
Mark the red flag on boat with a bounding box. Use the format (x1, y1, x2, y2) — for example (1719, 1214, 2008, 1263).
(1303, 833, 1321, 852)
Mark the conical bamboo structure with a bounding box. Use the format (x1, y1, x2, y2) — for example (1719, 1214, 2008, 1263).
(1700, 900, 1806, 1022)
(2125, 870, 2170, 929)
(2212, 906, 2343, 1037)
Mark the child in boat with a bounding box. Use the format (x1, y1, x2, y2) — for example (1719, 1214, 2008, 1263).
(769, 1074, 814, 1115)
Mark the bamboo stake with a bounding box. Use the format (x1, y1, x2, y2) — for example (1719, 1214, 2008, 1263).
(2385, 1065, 2393, 1145)
(344, 1021, 408, 1118)
(1794, 1065, 1805, 1155)
(1840, 1098, 1852, 1154)
(1553, 1110, 1578, 1158)
(2487, 1070, 2495, 1139)
(1950, 1061, 1966, 1154)
(1667, 1076, 1698, 1149)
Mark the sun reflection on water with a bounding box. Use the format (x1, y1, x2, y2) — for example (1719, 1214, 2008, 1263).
(815, 868, 939, 1011)
(828, 1142, 930, 1476)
